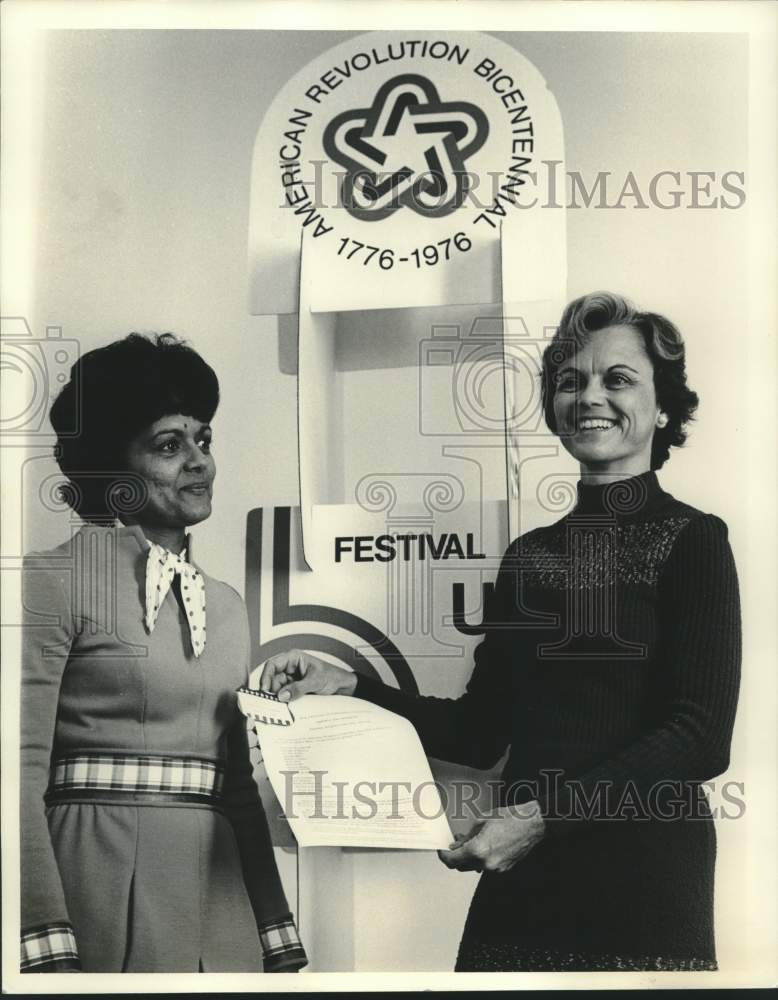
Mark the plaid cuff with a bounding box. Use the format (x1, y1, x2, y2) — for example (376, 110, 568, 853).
(21, 923, 80, 972)
(259, 914, 307, 972)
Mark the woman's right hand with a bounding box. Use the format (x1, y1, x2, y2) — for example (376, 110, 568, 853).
(259, 650, 357, 702)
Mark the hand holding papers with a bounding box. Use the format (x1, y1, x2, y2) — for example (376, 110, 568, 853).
(238, 688, 454, 850)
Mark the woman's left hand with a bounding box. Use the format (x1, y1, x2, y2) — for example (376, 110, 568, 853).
(438, 802, 546, 874)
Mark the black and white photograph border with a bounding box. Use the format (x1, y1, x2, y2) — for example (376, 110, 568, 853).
(1, 0, 776, 993)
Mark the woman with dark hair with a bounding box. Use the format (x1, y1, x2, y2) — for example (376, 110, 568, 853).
(261, 292, 742, 972)
(21, 333, 306, 973)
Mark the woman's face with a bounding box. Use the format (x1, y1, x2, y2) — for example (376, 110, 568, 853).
(124, 413, 215, 530)
(552, 325, 663, 477)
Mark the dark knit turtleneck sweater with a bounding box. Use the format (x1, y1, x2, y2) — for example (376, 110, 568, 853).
(354, 470, 742, 971)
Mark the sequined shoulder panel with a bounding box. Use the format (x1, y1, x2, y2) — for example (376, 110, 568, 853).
(514, 515, 693, 589)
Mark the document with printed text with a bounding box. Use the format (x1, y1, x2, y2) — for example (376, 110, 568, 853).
(238, 688, 454, 849)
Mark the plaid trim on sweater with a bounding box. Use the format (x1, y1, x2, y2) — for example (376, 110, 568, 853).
(47, 753, 225, 801)
(259, 915, 307, 972)
(21, 923, 80, 972)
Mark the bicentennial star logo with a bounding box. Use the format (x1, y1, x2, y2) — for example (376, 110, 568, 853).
(323, 74, 489, 221)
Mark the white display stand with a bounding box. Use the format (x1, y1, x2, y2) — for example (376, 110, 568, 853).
(246, 30, 567, 970)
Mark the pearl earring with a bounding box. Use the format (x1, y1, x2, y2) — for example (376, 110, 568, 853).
(657, 413, 668, 428)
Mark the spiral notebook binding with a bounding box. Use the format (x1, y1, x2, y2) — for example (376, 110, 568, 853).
(246, 712, 292, 727)
(238, 686, 279, 700)
(237, 685, 294, 726)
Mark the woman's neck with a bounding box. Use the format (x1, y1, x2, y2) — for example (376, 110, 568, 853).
(121, 519, 187, 554)
(579, 460, 652, 486)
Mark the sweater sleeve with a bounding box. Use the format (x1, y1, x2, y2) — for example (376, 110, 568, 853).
(354, 544, 517, 770)
(539, 513, 742, 838)
(223, 603, 307, 973)
(20, 553, 81, 972)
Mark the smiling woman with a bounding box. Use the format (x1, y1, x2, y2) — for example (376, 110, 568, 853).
(122, 413, 216, 552)
(260, 291, 741, 973)
(20, 333, 306, 973)
(542, 292, 699, 478)
(552, 326, 664, 476)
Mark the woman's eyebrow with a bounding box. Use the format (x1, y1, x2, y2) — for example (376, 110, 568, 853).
(150, 423, 211, 440)
(607, 364, 639, 373)
(150, 427, 185, 439)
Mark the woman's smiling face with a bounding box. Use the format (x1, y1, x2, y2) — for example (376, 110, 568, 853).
(552, 325, 664, 478)
(124, 413, 215, 531)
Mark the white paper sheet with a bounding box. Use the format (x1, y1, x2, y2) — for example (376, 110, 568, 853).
(240, 691, 454, 850)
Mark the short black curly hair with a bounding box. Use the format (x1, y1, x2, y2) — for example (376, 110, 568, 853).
(540, 292, 699, 470)
(50, 332, 219, 523)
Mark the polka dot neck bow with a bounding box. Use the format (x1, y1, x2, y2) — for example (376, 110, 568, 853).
(144, 541, 206, 657)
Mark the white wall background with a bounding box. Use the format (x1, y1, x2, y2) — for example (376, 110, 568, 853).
(16, 28, 758, 974)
